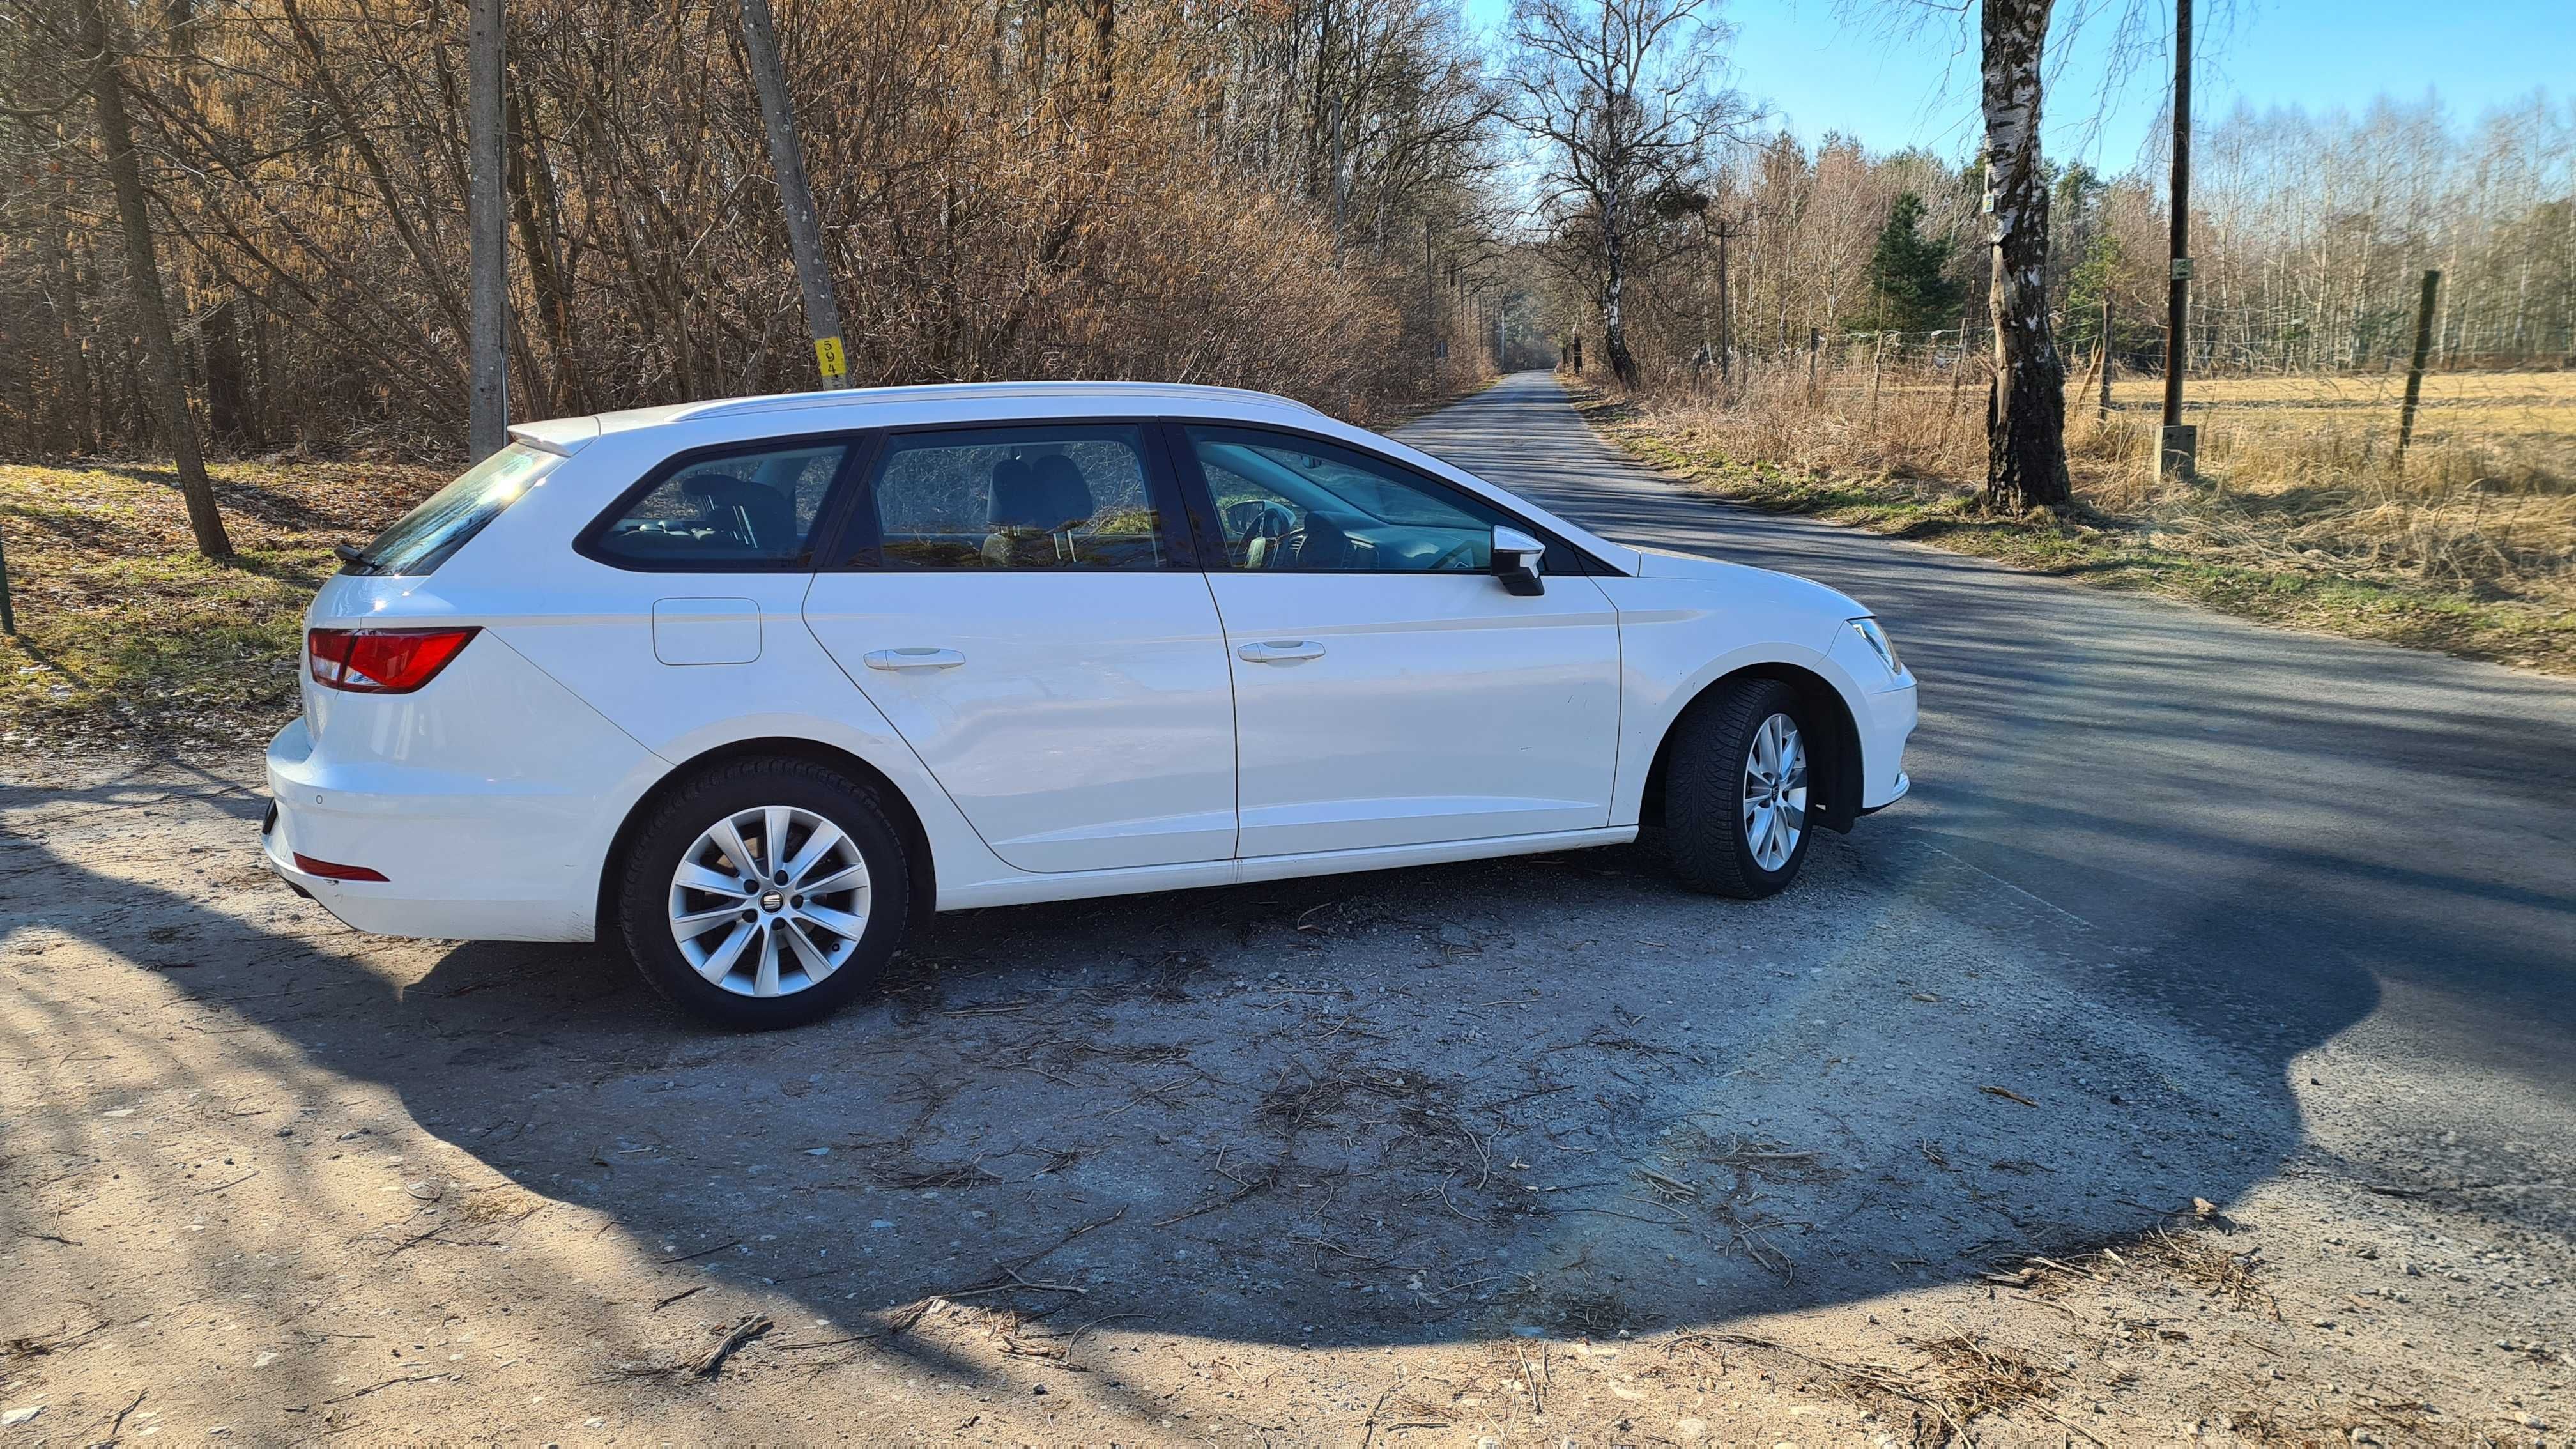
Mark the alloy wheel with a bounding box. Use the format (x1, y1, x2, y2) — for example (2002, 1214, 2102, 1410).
(1740, 712, 1807, 872)
(666, 804, 871, 998)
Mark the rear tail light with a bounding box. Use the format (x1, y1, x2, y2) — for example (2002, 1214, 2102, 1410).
(307, 626, 479, 693)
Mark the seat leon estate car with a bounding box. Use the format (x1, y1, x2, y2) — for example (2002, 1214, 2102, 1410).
(264, 381, 1915, 1027)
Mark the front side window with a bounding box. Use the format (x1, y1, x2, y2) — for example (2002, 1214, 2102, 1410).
(590, 441, 848, 568)
(1184, 426, 1505, 574)
(345, 442, 560, 576)
(855, 424, 1169, 570)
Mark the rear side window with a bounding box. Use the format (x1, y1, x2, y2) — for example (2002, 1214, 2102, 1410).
(345, 443, 560, 576)
(852, 424, 1174, 570)
(589, 441, 849, 569)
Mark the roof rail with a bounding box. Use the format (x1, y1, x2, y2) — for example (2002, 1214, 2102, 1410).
(679, 379, 1328, 424)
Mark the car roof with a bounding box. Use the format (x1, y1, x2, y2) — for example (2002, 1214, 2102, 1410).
(507, 381, 1327, 455)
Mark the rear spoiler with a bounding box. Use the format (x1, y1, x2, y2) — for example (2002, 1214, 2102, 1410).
(505, 415, 601, 457)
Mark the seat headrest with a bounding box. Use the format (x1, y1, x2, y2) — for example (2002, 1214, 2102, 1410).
(988, 457, 1048, 528)
(1031, 454, 1093, 526)
(990, 454, 1092, 530)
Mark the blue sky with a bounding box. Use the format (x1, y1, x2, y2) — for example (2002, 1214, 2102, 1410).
(1459, 0, 2575, 169)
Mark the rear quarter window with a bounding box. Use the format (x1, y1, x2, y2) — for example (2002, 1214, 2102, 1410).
(345, 443, 560, 577)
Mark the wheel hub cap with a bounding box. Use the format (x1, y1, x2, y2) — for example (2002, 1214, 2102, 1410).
(1740, 713, 1809, 873)
(668, 804, 871, 999)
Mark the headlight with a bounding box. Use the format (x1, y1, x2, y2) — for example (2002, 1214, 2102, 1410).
(1848, 617, 1903, 678)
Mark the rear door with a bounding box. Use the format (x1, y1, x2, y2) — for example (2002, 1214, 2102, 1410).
(802, 421, 1238, 873)
(1169, 422, 1623, 859)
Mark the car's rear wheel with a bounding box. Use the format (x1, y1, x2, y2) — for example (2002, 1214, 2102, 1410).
(1664, 678, 1814, 899)
(617, 758, 910, 1029)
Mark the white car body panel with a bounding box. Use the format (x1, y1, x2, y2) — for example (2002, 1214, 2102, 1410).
(1206, 570, 1623, 856)
(263, 381, 1913, 947)
(803, 571, 1239, 872)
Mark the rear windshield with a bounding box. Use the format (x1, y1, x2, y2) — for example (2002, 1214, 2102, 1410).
(343, 443, 560, 576)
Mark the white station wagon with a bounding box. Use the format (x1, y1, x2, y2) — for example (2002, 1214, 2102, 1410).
(264, 382, 1915, 1027)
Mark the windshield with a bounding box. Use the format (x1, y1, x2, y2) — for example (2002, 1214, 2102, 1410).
(345, 443, 559, 576)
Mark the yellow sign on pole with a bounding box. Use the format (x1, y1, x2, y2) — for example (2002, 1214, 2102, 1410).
(813, 335, 847, 380)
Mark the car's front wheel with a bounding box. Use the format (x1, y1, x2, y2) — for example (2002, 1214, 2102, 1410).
(616, 758, 910, 1029)
(1664, 677, 1815, 899)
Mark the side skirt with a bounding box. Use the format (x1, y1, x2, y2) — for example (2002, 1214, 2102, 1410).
(935, 827, 1641, 911)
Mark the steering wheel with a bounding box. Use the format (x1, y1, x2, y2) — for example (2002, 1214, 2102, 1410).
(1222, 501, 1295, 565)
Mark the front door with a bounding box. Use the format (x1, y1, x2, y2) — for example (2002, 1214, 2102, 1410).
(1170, 422, 1622, 859)
(803, 422, 1237, 874)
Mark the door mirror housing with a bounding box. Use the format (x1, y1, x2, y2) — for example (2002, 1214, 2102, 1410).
(1492, 526, 1546, 596)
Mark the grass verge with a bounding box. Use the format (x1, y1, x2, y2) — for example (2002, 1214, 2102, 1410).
(1, 457, 446, 754)
(1577, 391, 2576, 675)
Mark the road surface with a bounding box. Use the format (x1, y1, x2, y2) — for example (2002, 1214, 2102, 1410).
(1401, 370, 2576, 1177)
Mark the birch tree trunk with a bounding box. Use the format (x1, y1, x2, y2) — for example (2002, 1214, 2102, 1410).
(466, 0, 509, 456)
(738, 0, 850, 390)
(1979, 0, 2070, 510)
(1604, 189, 1639, 387)
(77, 0, 233, 557)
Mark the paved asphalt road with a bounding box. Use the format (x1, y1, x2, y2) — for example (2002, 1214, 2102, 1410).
(1396, 371, 2576, 1136)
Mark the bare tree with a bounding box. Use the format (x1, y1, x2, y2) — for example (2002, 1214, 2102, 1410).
(73, 0, 231, 557)
(737, 0, 849, 390)
(1503, 0, 1747, 388)
(1978, 0, 2069, 509)
(466, 0, 507, 454)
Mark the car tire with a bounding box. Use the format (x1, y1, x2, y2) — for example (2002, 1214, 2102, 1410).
(1664, 677, 1815, 899)
(616, 757, 910, 1029)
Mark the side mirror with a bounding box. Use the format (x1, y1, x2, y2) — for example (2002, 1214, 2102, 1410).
(1492, 525, 1546, 597)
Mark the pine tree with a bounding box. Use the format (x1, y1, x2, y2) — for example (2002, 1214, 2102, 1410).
(1863, 192, 1961, 335)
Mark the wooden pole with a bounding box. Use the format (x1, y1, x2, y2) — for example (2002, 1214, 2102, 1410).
(0, 518, 16, 635)
(740, 0, 852, 389)
(2159, 0, 2196, 478)
(2098, 291, 2113, 420)
(2396, 268, 2442, 461)
(1868, 331, 1885, 428)
(466, 0, 507, 456)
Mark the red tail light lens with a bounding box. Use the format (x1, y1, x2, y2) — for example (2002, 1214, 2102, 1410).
(307, 627, 479, 693)
(292, 853, 389, 882)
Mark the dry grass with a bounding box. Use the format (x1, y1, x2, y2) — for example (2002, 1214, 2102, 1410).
(1593, 359, 2576, 672)
(0, 457, 447, 749)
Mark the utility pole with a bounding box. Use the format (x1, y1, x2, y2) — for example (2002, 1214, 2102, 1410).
(2396, 268, 2442, 461)
(739, 0, 851, 389)
(466, 0, 507, 456)
(2159, 0, 2195, 479)
(1713, 216, 1740, 388)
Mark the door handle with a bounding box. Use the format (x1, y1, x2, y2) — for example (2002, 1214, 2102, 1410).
(1237, 640, 1325, 664)
(863, 647, 966, 671)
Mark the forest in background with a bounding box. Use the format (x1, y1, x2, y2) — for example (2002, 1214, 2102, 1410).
(1578, 93, 2576, 386)
(5, 0, 2572, 460)
(1, 0, 1517, 461)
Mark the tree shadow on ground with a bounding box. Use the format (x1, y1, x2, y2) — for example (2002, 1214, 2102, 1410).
(7, 765, 2379, 1377)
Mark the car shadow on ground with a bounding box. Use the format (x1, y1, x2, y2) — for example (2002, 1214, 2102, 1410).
(4, 765, 2377, 1391)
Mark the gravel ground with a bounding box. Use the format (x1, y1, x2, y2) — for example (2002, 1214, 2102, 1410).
(3, 376, 2570, 1444)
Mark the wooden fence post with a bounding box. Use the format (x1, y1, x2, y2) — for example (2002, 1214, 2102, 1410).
(2395, 268, 2441, 463)
(2098, 293, 2113, 420)
(1867, 331, 1886, 429)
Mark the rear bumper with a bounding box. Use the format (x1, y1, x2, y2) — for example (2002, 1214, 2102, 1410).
(263, 717, 611, 941)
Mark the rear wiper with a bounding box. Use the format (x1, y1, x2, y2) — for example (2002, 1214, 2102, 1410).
(333, 542, 379, 574)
